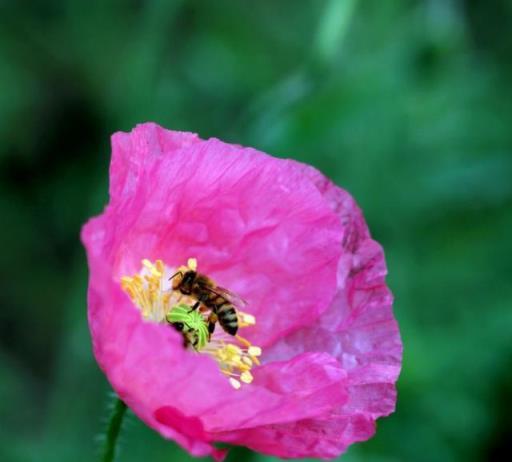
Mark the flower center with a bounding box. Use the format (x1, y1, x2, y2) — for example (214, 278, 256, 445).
(121, 258, 261, 389)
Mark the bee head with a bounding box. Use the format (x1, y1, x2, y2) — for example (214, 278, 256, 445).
(179, 270, 196, 295)
(169, 267, 186, 290)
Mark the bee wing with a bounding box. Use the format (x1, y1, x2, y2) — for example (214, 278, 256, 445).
(198, 283, 247, 308)
(215, 286, 248, 309)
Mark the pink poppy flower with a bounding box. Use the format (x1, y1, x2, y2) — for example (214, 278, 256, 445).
(81, 123, 402, 461)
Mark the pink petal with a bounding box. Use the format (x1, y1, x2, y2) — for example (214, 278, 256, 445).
(216, 413, 375, 459)
(263, 162, 402, 452)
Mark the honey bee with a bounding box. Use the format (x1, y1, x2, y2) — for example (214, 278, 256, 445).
(169, 262, 245, 336)
(166, 302, 209, 351)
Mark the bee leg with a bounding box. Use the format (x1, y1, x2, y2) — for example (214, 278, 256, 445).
(207, 321, 215, 341)
(187, 301, 201, 313)
(207, 312, 217, 340)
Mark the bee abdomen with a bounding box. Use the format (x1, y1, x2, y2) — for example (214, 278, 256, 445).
(217, 304, 238, 335)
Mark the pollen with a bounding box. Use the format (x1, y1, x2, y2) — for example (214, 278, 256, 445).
(187, 258, 198, 271)
(120, 258, 262, 389)
(203, 333, 261, 385)
(229, 378, 242, 390)
(238, 312, 256, 327)
(120, 259, 170, 322)
(248, 346, 262, 357)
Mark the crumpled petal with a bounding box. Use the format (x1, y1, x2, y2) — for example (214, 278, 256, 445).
(259, 162, 402, 454)
(81, 123, 402, 460)
(100, 123, 343, 346)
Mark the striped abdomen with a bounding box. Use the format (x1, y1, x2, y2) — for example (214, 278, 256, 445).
(215, 302, 238, 335)
(191, 278, 239, 335)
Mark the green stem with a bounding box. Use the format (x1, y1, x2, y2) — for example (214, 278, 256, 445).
(101, 397, 127, 462)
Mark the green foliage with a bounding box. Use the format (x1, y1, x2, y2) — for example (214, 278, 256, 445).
(0, 1, 511, 461)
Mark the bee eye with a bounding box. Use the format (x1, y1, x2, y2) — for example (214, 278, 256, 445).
(172, 322, 184, 331)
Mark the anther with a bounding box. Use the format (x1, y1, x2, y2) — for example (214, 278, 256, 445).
(229, 378, 242, 389)
(240, 371, 253, 384)
(248, 346, 262, 357)
(187, 258, 197, 271)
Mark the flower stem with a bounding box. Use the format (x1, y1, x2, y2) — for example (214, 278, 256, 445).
(101, 397, 127, 462)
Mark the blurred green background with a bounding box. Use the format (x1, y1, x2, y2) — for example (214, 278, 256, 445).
(1, 1, 511, 461)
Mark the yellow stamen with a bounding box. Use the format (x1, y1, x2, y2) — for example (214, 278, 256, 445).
(229, 378, 241, 389)
(248, 346, 262, 357)
(187, 258, 198, 271)
(235, 335, 251, 347)
(239, 312, 256, 327)
(240, 371, 253, 384)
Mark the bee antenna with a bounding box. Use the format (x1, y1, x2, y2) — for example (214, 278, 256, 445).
(168, 271, 183, 281)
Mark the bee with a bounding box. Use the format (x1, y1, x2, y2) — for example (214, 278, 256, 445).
(166, 302, 209, 351)
(169, 262, 245, 336)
